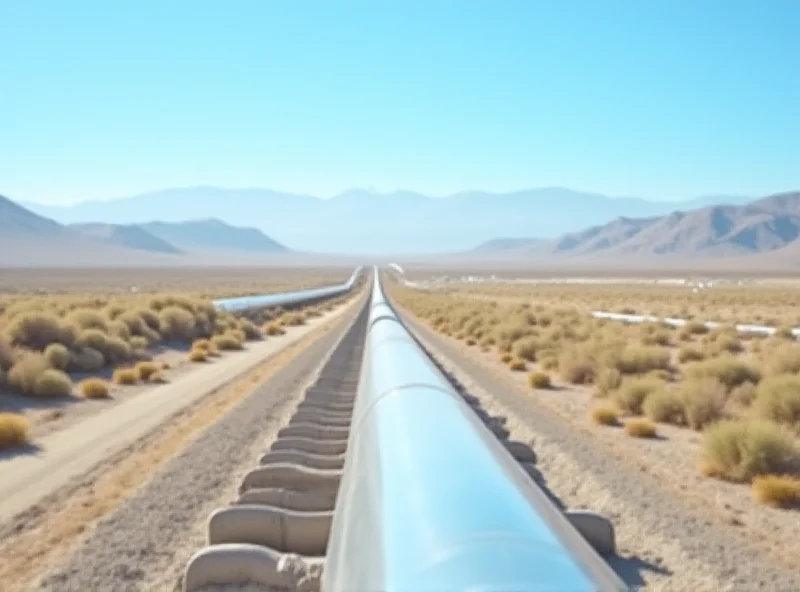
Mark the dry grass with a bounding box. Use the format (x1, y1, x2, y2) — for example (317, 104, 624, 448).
(0, 412, 30, 449)
(590, 403, 619, 426)
(134, 361, 160, 381)
(188, 348, 208, 363)
(79, 378, 111, 399)
(624, 418, 658, 438)
(752, 475, 800, 509)
(528, 371, 551, 389)
(112, 367, 139, 385)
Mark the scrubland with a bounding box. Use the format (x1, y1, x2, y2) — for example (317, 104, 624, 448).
(0, 268, 353, 451)
(389, 282, 800, 511)
(450, 282, 800, 329)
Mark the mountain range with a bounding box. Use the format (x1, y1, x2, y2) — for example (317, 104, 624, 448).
(19, 186, 753, 254)
(475, 191, 800, 259)
(0, 194, 290, 267)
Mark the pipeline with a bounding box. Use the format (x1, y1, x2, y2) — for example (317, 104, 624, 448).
(183, 268, 629, 591)
(213, 266, 363, 313)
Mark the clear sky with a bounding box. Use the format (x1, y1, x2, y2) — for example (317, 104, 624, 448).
(1, 0, 798, 205)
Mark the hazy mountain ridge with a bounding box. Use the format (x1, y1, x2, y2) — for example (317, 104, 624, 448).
(18, 186, 753, 253)
(0, 195, 291, 266)
(475, 191, 800, 257)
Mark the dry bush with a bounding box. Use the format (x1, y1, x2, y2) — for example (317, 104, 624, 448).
(762, 344, 800, 375)
(677, 346, 705, 364)
(700, 419, 800, 482)
(711, 335, 744, 355)
(5, 312, 77, 350)
(465, 338, 477, 346)
(7, 352, 50, 395)
(675, 377, 728, 430)
(625, 418, 658, 438)
(643, 389, 684, 425)
(0, 337, 14, 371)
(192, 338, 211, 352)
(752, 475, 800, 509)
(148, 370, 166, 383)
(280, 312, 305, 327)
(212, 333, 244, 351)
(612, 377, 666, 415)
(0, 413, 30, 449)
(237, 318, 262, 340)
(500, 353, 513, 364)
(684, 320, 710, 336)
(753, 375, 800, 428)
(594, 367, 623, 397)
(513, 337, 538, 361)
(614, 346, 671, 375)
(79, 378, 111, 399)
(684, 356, 761, 392)
(558, 346, 596, 385)
(70, 347, 105, 372)
(188, 348, 208, 362)
(590, 403, 619, 426)
(731, 381, 758, 407)
(113, 367, 140, 385)
(507, 358, 527, 372)
(44, 343, 70, 370)
(528, 371, 551, 389)
(134, 361, 160, 380)
(262, 322, 285, 336)
(158, 306, 197, 341)
(33, 369, 74, 397)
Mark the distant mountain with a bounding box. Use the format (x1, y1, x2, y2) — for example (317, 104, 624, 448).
(140, 219, 288, 253)
(18, 186, 753, 254)
(474, 191, 800, 258)
(71, 223, 183, 254)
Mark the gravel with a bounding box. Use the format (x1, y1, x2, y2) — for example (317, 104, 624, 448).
(405, 314, 800, 592)
(35, 305, 364, 592)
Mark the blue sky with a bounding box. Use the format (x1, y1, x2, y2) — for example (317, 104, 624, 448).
(1, 0, 798, 205)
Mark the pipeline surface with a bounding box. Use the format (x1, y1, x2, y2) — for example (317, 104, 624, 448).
(213, 267, 363, 313)
(324, 268, 628, 592)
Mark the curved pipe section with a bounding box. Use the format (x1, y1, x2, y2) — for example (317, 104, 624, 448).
(324, 268, 628, 592)
(213, 266, 363, 313)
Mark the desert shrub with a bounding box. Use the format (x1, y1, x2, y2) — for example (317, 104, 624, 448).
(465, 338, 476, 346)
(66, 309, 108, 332)
(281, 313, 305, 327)
(0, 413, 30, 449)
(754, 375, 800, 428)
(263, 322, 285, 336)
(752, 475, 800, 509)
(500, 353, 513, 364)
(643, 389, 684, 424)
(594, 367, 623, 397)
(113, 367, 139, 385)
(712, 336, 744, 355)
(0, 337, 14, 371)
(33, 369, 73, 397)
(158, 306, 196, 341)
(129, 335, 149, 351)
(763, 344, 800, 375)
(105, 336, 133, 364)
(615, 346, 671, 375)
(7, 351, 50, 395)
(731, 382, 758, 407)
(70, 347, 106, 372)
(507, 358, 527, 372)
(238, 319, 262, 340)
(513, 337, 538, 361)
(107, 319, 131, 341)
(700, 419, 800, 482)
(188, 348, 208, 362)
(677, 346, 705, 364)
(684, 320, 710, 335)
(675, 377, 727, 430)
(625, 418, 658, 438)
(134, 361, 160, 380)
(80, 378, 111, 399)
(558, 348, 596, 385)
(685, 356, 761, 392)
(6, 312, 76, 350)
(612, 377, 665, 415)
(212, 333, 244, 351)
(773, 325, 796, 341)
(44, 343, 70, 370)
(642, 328, 671, 346)
(528, 371, 551, 389)
(590, 403, 619, 426)
(192, 338, 211, 352)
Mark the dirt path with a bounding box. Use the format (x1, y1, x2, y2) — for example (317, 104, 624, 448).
(0, 300, 357, 523)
